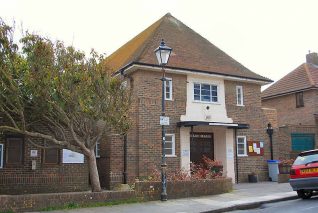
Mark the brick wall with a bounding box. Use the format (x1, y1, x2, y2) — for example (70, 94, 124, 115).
(0, 190, 135, 212)
(0, 134, 89, 194)
(108, 69, 187, 188)
(225, 80, 279, 182)
(262, 90, 317, 126)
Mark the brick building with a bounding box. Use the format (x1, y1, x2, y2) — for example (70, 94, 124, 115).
(103, 13, 278, 185)
(0, 128, 89, 194)
(262, 52, 318, 158)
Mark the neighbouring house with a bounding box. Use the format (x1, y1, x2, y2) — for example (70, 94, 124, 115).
(262, 52, 318, 158)
(102, 13, 278, 186)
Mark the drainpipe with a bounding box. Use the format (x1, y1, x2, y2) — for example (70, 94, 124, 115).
(123, 134, 128, 184)
(234, 128, 239, 183)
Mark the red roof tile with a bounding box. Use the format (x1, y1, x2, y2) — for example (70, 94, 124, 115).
(104, 13, 271, 82)
(262, 63, 318, 99)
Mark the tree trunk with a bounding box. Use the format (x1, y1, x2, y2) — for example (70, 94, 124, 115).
(87, 151, 102, 192)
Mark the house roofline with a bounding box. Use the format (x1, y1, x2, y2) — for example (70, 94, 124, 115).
(114, 62, 273, 85)
(262, 87, 318, 100)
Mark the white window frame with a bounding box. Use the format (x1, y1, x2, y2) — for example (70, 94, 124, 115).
(0, 144, 3, 168)
(164, 78, 172, 101)
(236, 85, 244, 106)
(193, 83, 219, 103)
(237, 136, 247, 157)
(165, 134, 176, 157)
(95, 142, 100, 158)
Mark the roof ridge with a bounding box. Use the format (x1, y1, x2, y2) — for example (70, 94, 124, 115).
(304, 63, 315, 86)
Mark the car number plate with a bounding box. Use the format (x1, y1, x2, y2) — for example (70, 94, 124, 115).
(300, 167, 318, 174)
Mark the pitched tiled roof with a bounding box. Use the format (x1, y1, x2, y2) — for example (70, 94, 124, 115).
(262, 63, 318, 99)
(104, 13, 271, 83)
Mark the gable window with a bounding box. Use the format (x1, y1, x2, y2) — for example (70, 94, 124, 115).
(296, 92, 304, 108)
(165, 134, 175, 157)
(0, 144, 3, 168)
(6, 137, 24, 165)
(237, 136, 247, 156)
(193, 83, 218, 103)
(236, 86, 244, 106)
(43, 147, 60, 164)
(95, 142, 100, 158)
(164, 78, 172, 100)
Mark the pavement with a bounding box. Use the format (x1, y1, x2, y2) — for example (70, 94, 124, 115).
(38, 182, 298, 213)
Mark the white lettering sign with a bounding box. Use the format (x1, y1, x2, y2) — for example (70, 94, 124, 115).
(62, 149, 84, 164)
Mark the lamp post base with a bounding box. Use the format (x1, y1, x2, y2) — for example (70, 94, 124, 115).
(161, 193, 168, 201)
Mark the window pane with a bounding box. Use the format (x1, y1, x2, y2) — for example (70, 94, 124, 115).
(212, 97, 218, 102)
(165, 135, 172, 141)
(165, 148, 173, 155)
(6, 138, 23, 164)
(165, 142, 172, 149)
(165, 80, 172, 100)
(194, 84, 200, 100)
(44, 148, 59, 164)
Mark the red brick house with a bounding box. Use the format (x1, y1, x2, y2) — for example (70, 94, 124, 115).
(262, 52, 318, 158)
(102, 13, 278, 186)
(0, 13, 281, 195)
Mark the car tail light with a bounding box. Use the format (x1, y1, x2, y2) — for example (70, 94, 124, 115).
(290, 169, 296, 175)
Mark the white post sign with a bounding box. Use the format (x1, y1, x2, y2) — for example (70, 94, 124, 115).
(160, 116, 170, 126)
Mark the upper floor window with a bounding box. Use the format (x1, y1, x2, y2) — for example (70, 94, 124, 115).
(296, 92, 304, 108)
(95, 142, 100, 158)
(0, 144, 3, 168)
(236, 86, 244, 106)
(193, 83, 218, 103)
(237, 136, 247, 157)
(6, 136, 24, 165)
(165, 134, 176, 157)
(164, 78, 172, 100)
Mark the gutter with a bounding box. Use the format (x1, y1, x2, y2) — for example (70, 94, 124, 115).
(115, 62, 273, 85)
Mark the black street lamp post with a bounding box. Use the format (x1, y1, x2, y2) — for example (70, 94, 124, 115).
(154, 39, 172, 201)
(266, 123, 274, 160)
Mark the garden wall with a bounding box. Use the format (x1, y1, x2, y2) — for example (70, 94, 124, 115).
(0, 178, 232, 212)
(135, 178, 233, 200)
(0, 190, 135, 212)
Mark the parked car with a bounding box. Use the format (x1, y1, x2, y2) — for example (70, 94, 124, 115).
(289, 149, 318, 199)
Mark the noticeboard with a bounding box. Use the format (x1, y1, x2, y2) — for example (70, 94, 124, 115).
(247, 141, 264, 156)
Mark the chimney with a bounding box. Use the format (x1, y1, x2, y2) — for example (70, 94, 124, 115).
(306, 52, 318, 65)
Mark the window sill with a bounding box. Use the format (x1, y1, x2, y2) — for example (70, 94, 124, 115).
(192, 100, 220, 105)
(236, 104, 245, 107)
(237, 154, 248, 157)
(166, 155, 177, 158)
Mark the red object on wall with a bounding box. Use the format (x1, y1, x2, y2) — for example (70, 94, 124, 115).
(247, 141, 264, 156)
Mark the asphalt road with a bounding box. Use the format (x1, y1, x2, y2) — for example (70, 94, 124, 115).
(232, 196, 318, 213)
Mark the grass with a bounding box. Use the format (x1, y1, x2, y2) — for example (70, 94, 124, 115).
(41, 197, 143, 211)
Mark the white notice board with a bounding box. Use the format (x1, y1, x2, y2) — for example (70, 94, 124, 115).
(62, 149, 84, 164)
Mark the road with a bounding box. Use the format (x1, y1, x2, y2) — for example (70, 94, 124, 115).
(231, 196, 318, 213)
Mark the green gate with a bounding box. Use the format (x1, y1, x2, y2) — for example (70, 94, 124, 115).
(291, 133, 315, 151)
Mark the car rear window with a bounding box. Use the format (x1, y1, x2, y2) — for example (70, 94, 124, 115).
(293, 153, 318, 165)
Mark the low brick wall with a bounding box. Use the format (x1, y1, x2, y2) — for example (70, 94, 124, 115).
(135, 178, 232, 200)
(0, 190, 135, 212)
(1, 178, 232, 212)
(278, 174, 290, 183)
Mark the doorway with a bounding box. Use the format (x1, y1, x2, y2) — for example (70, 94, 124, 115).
(190, 132, 214, 164)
